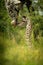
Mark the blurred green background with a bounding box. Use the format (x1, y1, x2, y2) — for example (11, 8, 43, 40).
(0, 0, 43, 65)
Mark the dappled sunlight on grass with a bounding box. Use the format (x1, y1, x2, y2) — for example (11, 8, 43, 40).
(5, 38, 17, 47)
(0, 25, 43, 65)
(4, 45, 41, 63)
(0, 32, 43, 65)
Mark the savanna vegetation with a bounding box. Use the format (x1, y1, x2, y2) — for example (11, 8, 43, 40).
(0, 0, 43, 65)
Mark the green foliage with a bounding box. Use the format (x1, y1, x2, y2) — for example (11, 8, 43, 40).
(0, 0, 43, 65)
(33, 23, 39, 40)
(0, 0, 11, 33)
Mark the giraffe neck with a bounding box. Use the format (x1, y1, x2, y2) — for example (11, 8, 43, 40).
(25, 18, 32, 47)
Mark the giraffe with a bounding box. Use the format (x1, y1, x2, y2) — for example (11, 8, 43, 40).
(5, 0, 34, 47)
(5, 0, 34, 24)
(25, 17, 33, 47)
